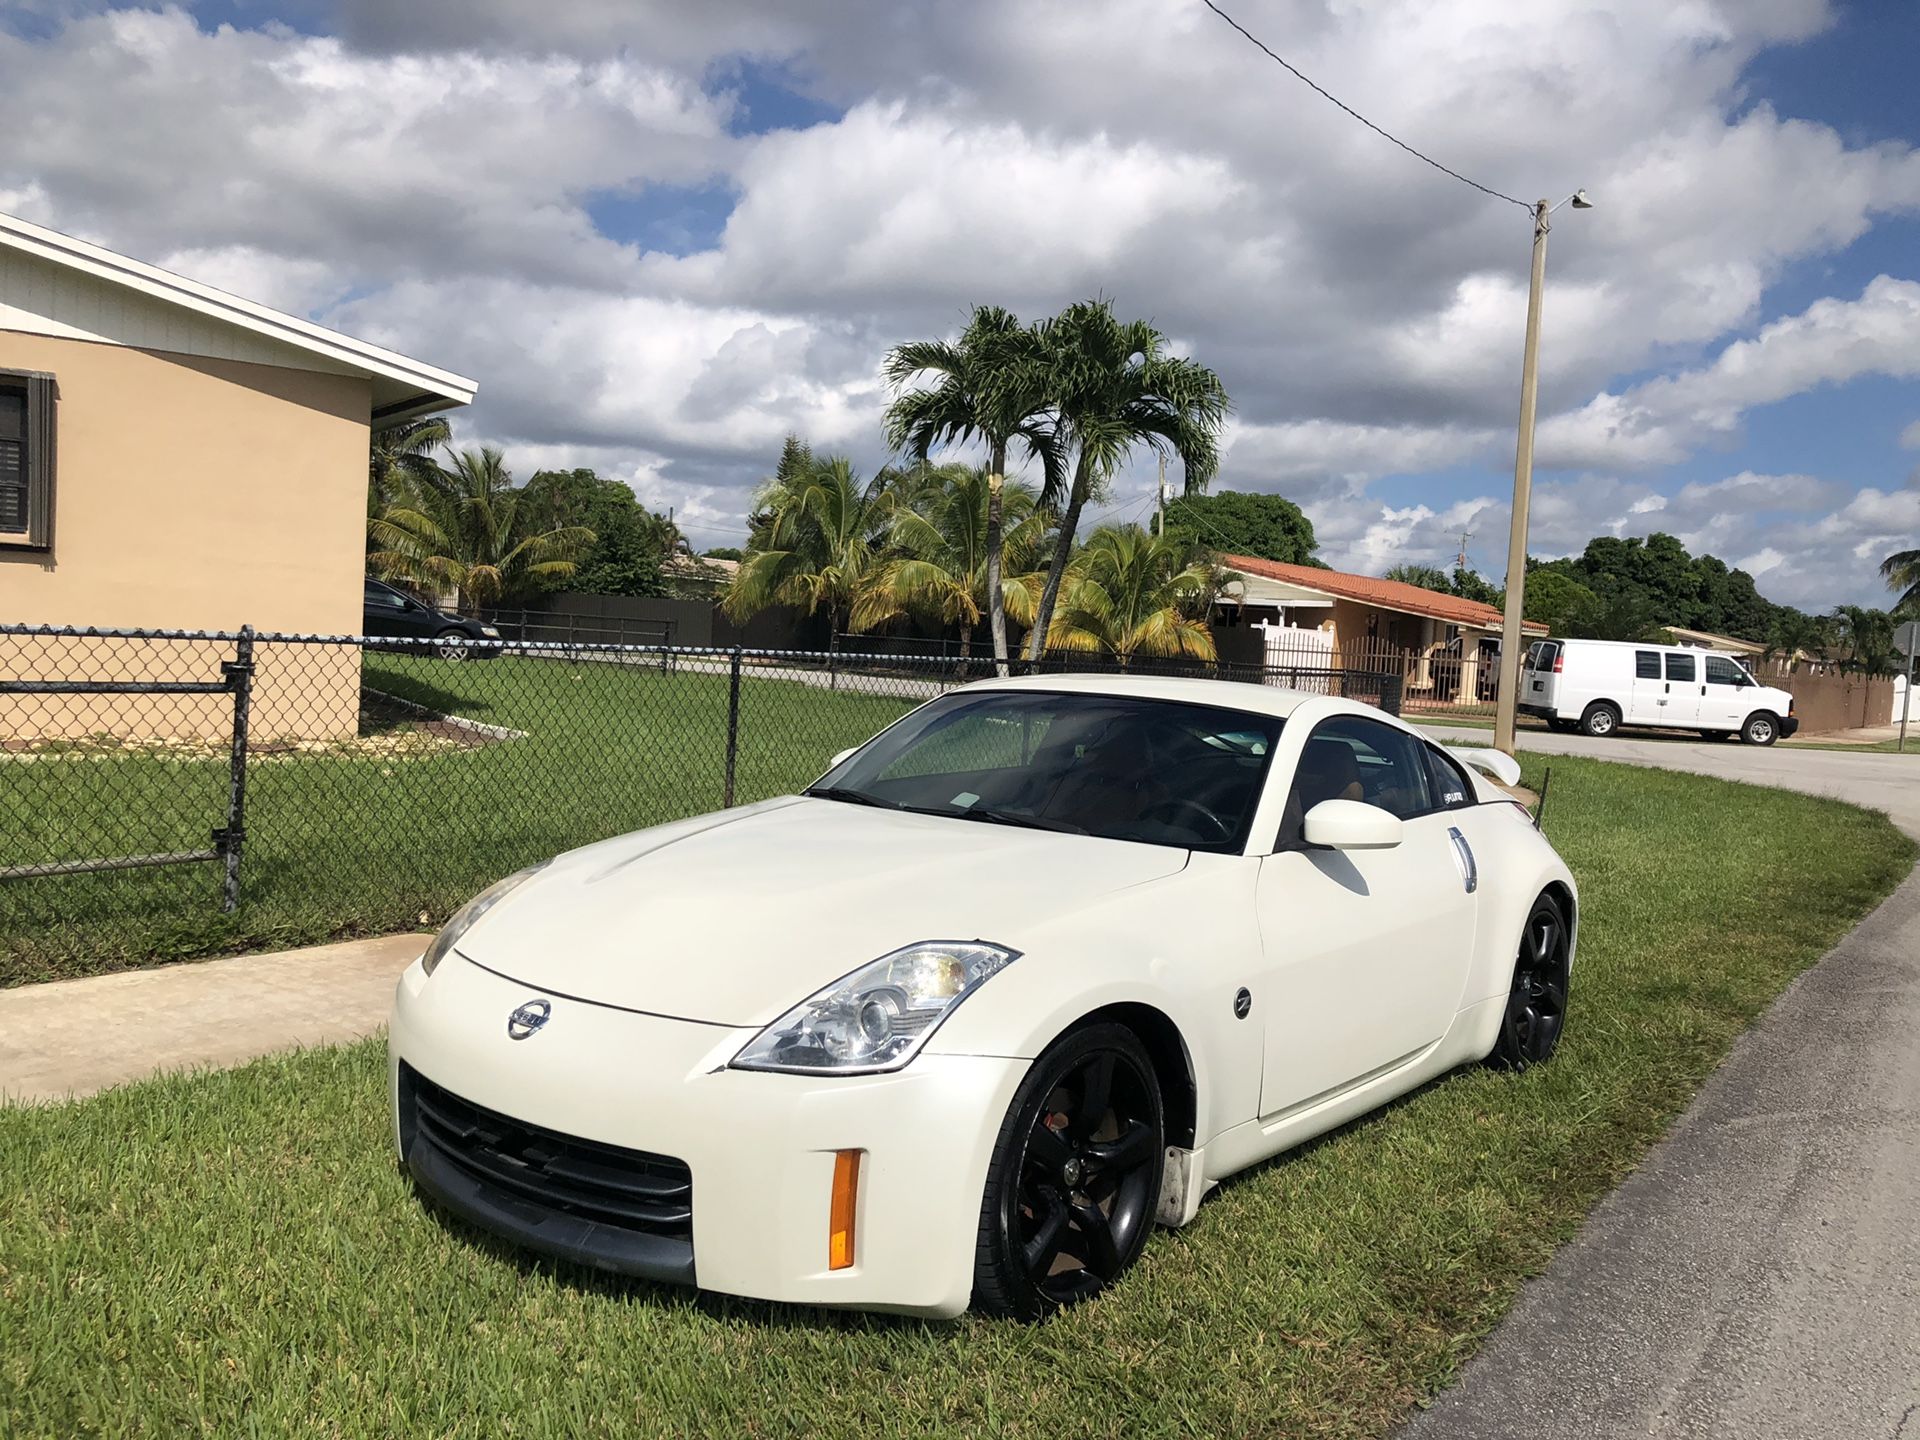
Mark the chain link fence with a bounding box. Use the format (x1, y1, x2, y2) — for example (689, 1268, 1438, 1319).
(1, 624, 1400, 984)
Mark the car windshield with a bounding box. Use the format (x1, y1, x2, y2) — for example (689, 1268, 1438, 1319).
(809, 690, 1284, 853)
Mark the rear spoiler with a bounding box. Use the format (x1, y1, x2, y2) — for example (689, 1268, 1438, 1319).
(1447, 746, 1522, 788)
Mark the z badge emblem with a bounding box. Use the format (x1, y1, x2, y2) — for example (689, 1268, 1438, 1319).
(506, 998, 552, 1041)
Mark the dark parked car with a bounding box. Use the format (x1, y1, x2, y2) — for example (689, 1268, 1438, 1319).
(362, 578, 500, 658)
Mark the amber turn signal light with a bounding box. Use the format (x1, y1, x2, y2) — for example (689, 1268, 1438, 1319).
(829, 1149, 861, 1270)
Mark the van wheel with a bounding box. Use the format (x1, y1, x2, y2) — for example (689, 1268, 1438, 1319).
(1742, 711, 1780, 746)
(1579, 702, 1620, 738)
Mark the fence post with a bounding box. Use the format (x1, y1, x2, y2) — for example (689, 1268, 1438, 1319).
(723, 647, 743, 808)
(217, 625, 255, 913)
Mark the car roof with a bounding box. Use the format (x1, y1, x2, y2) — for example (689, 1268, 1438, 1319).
(955, 669, 1347, 722)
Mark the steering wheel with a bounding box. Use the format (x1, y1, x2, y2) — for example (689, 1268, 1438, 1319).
(1141, 797, 1232, 843)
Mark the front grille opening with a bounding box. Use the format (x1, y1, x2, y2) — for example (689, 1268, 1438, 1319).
(400, 1062, 692, 1238)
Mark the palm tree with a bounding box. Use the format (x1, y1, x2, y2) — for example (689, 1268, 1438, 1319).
(851, 463, 1050, 663)
(1880, 546, 1920, 612)
(722, 452, 890, 654)
(367, 415, 452, 516)
(1025, 300, 1229, 662)
(1044, 525, 1218, 665)
(1762, 608, 1834, 670)
(884, 308, 1062, 673)
(367, 446, 595, 610)
(1832, 604, 1900, 675)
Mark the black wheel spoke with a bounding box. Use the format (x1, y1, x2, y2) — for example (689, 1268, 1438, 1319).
(1069, 1201, 1121, 1277)
(1025, 1122, 1071, 1177)
(1070, 1054, 1114, 1140)
(1022, 1193, 1070, 1278)
(1085, 1119, 1155, 1173)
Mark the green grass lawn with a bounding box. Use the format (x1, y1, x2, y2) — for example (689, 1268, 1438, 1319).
(0, 654, 917, 985)
(1, 758, 1910, 1439)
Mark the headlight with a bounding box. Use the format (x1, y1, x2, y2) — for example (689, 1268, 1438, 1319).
(420, 862, 549, 976)
(730, 941, 1020, 1075)
(479, 626, 500, 638)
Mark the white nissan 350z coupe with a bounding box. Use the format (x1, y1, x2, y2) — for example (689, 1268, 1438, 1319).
(390, 673, 1576, 1318)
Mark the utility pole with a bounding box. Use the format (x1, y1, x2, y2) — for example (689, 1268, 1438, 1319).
(1457, 530, 1472, 572)
(1493, 199, 1553, 757)
(1155, 453, 1167, 538)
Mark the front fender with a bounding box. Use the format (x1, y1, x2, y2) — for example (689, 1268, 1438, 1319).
(920, 853, 1264, 1149)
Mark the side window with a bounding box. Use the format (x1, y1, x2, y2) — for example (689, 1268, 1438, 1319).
(1704, 655, 1744, 686)
(1635, 650, 1661, 680)
(1425, 745, 1475, 810)
(1665, 652, 1696, 683)
(1281, 715, 1435, 845)
(364, 583, 409, 611)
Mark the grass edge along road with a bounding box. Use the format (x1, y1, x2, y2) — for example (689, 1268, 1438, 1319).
(2, 759, 1912, 1439)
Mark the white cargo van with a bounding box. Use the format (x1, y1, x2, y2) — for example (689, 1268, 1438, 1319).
(1520, 639, 1798, 745)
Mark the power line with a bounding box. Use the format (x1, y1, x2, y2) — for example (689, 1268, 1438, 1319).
(1197, 0, 1533, 213)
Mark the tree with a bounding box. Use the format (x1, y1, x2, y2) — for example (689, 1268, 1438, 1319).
(367, 446, 595, 610)
(367, 415, 452, 518)
(1448, 566, 1501, 608)
(702, 547, 744, 561)
(1044, 525, 1218, 665)
(1832, 604, 1900, 675)
(1573, 592, 1672, 643)
(884, 308, 1061, 673)
(1161, 490, 1317, 564)
(1881, 546, 1920, 612)
(722, 452, 889, 648)
(1384, 563, 1453, 593)
(1025, 300, 1229, 663)
(851, 463, 1050, 662)
(523, 468, 671, 598)
(1763, 607, 1834, 668)
(1522, 569, 1601, 635)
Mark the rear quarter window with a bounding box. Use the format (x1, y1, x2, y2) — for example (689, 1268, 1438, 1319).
(1425, 746, 1476, 810)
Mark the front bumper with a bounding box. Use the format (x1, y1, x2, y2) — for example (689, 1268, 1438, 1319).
(1779, 716, 1800, 737)
(389, 954, 1026, 1317)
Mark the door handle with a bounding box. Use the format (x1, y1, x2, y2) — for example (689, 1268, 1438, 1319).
(1446, 826, 1478, 894)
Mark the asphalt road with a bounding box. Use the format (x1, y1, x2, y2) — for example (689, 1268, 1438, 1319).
(1400, 729, 1920, 1440)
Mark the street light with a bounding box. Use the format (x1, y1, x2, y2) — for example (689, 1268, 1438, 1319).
(1493, 188, 1592, 756)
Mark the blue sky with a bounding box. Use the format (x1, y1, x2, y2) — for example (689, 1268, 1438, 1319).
(0, 0, 1914, 608)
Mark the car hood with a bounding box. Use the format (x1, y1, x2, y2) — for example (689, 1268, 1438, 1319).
(456, 796, 1189, 1026)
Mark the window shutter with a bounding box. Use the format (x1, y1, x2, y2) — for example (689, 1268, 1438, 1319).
(24, 373, 53, 547)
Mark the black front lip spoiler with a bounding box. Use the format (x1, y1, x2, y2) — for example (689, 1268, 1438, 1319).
(405, 1141, 697, 1287)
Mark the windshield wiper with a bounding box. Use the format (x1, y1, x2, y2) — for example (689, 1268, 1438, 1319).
(804, 786, 902, 809)
(942, 805, 1087, 835)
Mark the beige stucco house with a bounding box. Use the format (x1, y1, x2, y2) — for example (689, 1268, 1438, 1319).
(1214, 554, 1547, 708)
(0, 213, 474, 738)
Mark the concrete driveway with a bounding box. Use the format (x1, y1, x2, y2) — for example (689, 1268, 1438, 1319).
(1402, 730, 1920, 1439)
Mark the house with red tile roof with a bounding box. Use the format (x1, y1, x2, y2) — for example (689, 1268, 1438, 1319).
(1214, 554, 1547, 709)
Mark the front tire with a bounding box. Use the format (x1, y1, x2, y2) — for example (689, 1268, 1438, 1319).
(1741, 711, 1780, 746)
(1579, 702, 1620, 738)
(1488, 894, 1570, 1072)
(435, 627, 475, 662)
(973, 1023, 1163, 1319)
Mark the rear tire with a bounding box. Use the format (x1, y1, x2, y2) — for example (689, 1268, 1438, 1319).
(1741, 711, 1780, 746)
(973, 1024, 1163, 1319)
(1579, 702, 1620, 738)
(1488, 893, 1570, 1072)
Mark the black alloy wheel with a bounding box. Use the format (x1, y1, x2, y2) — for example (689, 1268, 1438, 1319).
(1489, 893, 1570, 1071)
(973, 1023, 1163, 1318)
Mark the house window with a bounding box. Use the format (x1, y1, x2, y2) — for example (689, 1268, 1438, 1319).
(0, 371, 55, 549)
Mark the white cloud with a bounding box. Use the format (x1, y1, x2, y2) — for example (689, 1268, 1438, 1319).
(0, 0, 1913, 609)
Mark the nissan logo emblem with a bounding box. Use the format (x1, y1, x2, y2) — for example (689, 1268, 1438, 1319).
(506, 998, 552, 1040)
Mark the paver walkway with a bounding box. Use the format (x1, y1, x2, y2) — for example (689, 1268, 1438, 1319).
(0, 932, 428, 1103)
(1404, 731, 1920, 1440)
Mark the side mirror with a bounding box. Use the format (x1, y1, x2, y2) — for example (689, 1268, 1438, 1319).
(828, 746, 858, 770)
(1302, 799, 1403, 851)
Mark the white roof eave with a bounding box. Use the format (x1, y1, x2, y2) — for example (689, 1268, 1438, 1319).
(0, 213, 476, 410)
